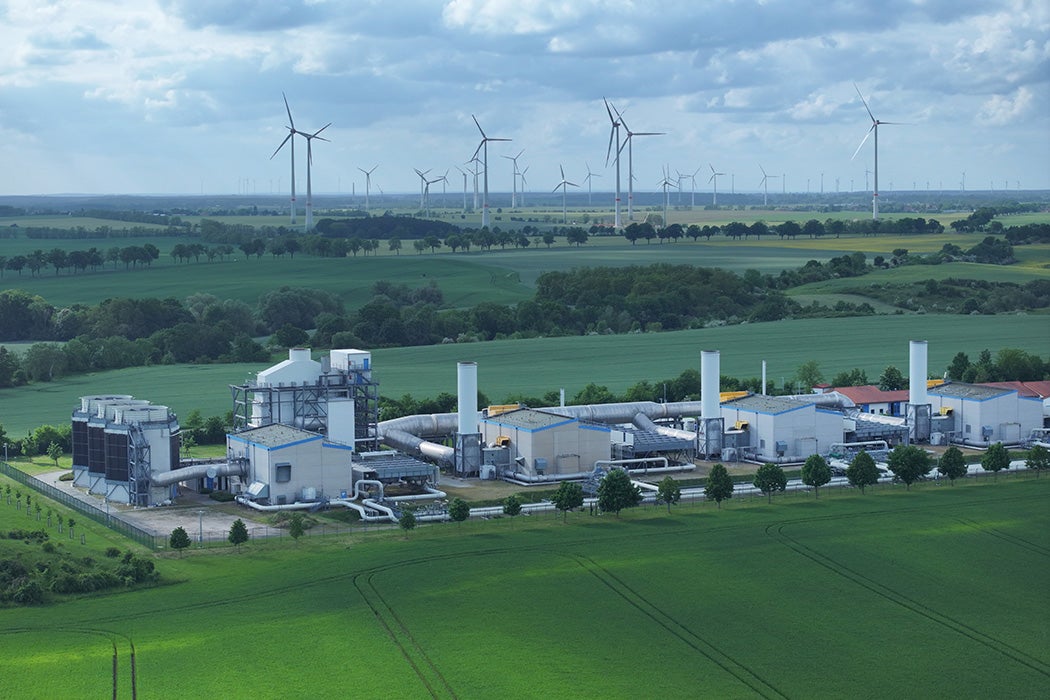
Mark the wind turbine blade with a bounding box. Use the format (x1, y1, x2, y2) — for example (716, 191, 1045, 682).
(282, 92, 295, 129)
(604, 97, 617, 125)
(634, 131, 664, 136)
(605, 127, 616, 167)
(311, 123, 331, 138)
(566, 181, 578, 188)
(851, 124, 875, 161)
(472, 141, 484, 161)
(270, 132, 292, 159)
(853, 82, 876, 123)
(760, 164, 768, 177)
(472, 114, 485, 138)
(489, 138, 511, 142)
(560, 164, 566, 180)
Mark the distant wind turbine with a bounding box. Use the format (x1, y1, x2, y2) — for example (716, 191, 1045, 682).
(851, 82, 904, 221)
(301, 121, 330, 232)
(414, 168, 431, 209)
(553, 164, 578, 224)
(471, 115, 510, 228)
(708, 164, 726, 206)
(456, 166, 468, 212)
(583, 162, 601, 205)
(519, 165, 530, 207)
(658, 166, 678, 229)
(358, 164, 379, 211)
(758, 165, 779, 207)
(502, 149, 524, 208)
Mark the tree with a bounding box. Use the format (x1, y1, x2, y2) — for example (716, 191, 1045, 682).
(704, 463, 734, 508)
(288, 512, 306, 543)
(801, 454, 832, 498)
(67, 517, 76, 539)
(1026, 443, 1050, 477)
(228, 518, 249, 547)
(169, 526, 191, 556)
(46, 441, 63, 467)
(753, 463, 787, 504)
(847, 451, 880, 493)
(937, 445, 967, 485)
(551, 481, 584, 521)
(887, 444, 932, 489)
(388, 236, 402, 256)
(502, 494, 522, 517)
(794, 360, 823, 392)
(656, 476, 681, 513)
(448, 497, 470, 523)
(597, 469, 642, 517)
(399, 510, 416, 535)
(878, 365, 906, 391)
(981, 442, 1010, 480)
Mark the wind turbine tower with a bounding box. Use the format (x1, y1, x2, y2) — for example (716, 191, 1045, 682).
(301, 121, 331, 232)
(852, 83, 903, 221)
(603, 98, 623, 229)
(553, 164, 579, 224)
(615, 106, 663, 221)
(583, 162, 600, 205)
(471, 115, 510, 228)
(270, 92, 301, 226)
(708, 164, 726, 206)
(502, 149, 524, 208)
(658, 166, 678, 229)
(358, 164, 379, 211)
(758, 165, 779, 207)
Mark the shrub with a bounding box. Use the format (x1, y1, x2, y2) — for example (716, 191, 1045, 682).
(208, 490, 235, 502)
(105, 547, 121, 558)
(58, 472, 74, 482)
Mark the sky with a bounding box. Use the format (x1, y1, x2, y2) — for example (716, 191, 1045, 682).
(0, 0, 1048, 198)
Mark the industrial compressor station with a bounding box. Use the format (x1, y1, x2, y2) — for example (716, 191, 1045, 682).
(70, 341, 1048, 522)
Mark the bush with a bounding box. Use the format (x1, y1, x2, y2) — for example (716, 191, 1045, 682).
(58, 472, 74, 482)
(208, 490, 235, 502)
(105, 547, 121, 558)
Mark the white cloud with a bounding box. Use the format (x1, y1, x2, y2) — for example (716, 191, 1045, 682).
(977, 87, 1034, 125)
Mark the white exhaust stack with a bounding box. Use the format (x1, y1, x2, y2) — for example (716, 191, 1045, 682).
(762, 360, 767, 395)
(909, 340, 928, 405)
(457, 362, 478, 435)
(701, 350, 720, 419)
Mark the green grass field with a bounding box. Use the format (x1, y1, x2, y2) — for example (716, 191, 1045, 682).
(1, 475, 1047, 698)
(2, 314, 1046, 435)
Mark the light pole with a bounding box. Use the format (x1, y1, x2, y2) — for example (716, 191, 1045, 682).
(3, 442, 7, 464)
(198, 510, 204, 547)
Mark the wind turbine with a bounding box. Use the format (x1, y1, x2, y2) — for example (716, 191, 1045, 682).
(465, 157, 481, 211)
(687, 166, 701, 208)
(553, 164, 578, 224)
(502, 149, 524, 208)
(583, 162, 601, 205)
(603, 98, 623, 229)
(358, 164, 379, 211)
(519, 165, 530, 207)
(270, 92, 301, 225)
(423, 173, 444, 217)
(851, 82, 903, 221)
(301, 121, 331, 231)
(471, 115, 510, 228)
(658, 166, 678, 230)
(615, 106, 663, 221)
(414, 168, 431, 209)
(456, 166, 468, 212)
(758, 165, 779, 207)
(708, 164, 725, 206)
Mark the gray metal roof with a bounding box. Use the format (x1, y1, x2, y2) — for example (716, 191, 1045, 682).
(930, 382, 1011, 400)
(617, 426, 693, 453)
(483, 408, 575, 430)
(722, 394, 809, 415)
(353, 451, 437, 479)
(232, 424, 322, 448)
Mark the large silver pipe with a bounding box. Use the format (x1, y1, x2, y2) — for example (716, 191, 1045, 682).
(632, 414, 697, 442)
(151, 461, 246, 487)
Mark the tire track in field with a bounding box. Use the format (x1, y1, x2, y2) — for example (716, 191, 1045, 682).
(358, 570, 458, 700)
(766, 522, 1050, 678)
(953, 517, 1050, 557)
(352, 571, 456, 699)
(564, 553, 788, 700)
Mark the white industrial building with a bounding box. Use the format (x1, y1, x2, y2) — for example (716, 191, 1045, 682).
(927, 383, 1044, 447)
(478, 407, 612, 480)
(719, 394, 844, 463)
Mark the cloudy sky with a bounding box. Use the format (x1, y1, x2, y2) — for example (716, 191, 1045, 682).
(1, 0, 1047, 197)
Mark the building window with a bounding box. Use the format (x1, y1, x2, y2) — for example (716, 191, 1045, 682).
(275, 463, 291, 482)
(759, 439, 766, 449)
(964, 424, 971, 435)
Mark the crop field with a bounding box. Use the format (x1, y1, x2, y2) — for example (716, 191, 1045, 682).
(1, 476, 1047, 698)
(2, 314, 1045, 435)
